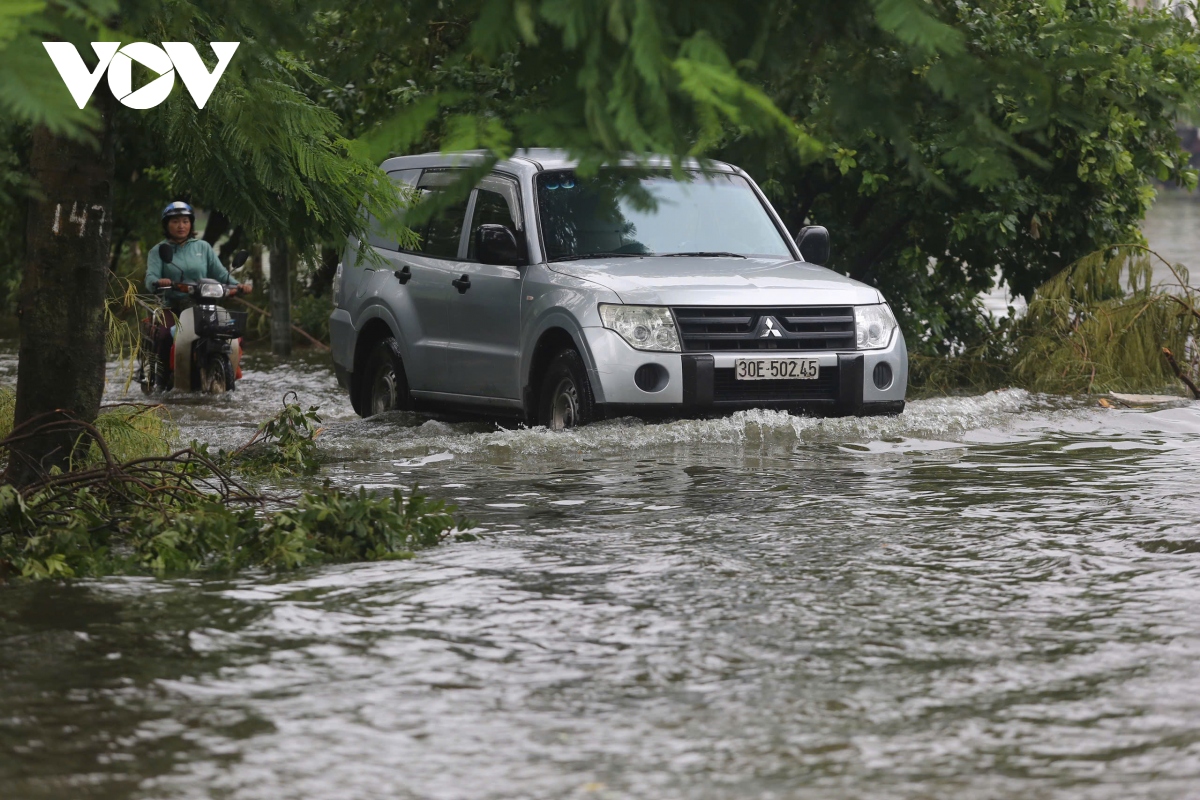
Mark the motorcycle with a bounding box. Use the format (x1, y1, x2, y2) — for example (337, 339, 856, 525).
(137, 244, 250, 394)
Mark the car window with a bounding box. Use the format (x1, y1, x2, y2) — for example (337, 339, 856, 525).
(365, 169, 420, 251)
(536, 170, 793, 261)
(467, 176, 522, 261)
(413, 170, 471, 260)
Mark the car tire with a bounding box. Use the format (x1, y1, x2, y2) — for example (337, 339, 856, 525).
(360, 337, 411, 417)
(537, 349, 595, 431)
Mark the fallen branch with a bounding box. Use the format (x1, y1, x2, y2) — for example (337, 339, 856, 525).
(1162, 348, 1200, 399)
(232, 298, 330, 351)
(1168, 294, 1200, 324)
(0, 407, 465, 581)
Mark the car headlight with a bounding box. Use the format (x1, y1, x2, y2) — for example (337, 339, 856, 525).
(599, 304, 681, 352)
(199, 283, 225, 299)
(855, 304, 897, 350)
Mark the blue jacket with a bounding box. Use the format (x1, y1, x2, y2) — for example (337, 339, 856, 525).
(145, 239, 236, 306)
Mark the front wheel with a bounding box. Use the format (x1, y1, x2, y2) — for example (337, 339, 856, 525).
(359, 337, 411, 417)
(537, 349, 596, 431)
(137, 355, 160, 394)
(198, 354, 235, 393)
(137, 344, 166, 394)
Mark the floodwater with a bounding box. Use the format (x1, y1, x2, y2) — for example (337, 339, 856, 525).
(2, 195, 1200, 800)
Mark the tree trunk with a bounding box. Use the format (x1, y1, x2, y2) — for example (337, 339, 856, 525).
(108, 228, 128, 274)
(202, 209, 229, 246)
(310, 245, 339, 296)
(220, 226, 245, 268)
(248, 243, 264, 289)
(270, 239, 292, 356)
(7, 97, 116, 485)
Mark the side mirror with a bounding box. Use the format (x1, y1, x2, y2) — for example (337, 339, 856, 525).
(157, 243, 174, 264)
(795, 225, 830, 266)
(476, 224, 525, 266)
(231, 250, 250, 269)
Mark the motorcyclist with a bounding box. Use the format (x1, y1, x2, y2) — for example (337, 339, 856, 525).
(145, 202, 252, 304)
(143, 202, 252, 380)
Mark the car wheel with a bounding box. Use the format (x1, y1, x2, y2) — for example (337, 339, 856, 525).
(537, 349, 595, 431)
(361, 336, 411, 417)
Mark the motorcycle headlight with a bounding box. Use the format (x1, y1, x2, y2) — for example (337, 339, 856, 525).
(199, 283, 225, 299)
(599, 304, 680, 352)
(855, 304, 897, 350)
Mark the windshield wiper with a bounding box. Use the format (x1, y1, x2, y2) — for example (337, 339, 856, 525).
(658, 251, 747, 259)
(550, 252, 648, 262)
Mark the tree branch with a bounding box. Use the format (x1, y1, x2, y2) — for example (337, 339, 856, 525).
(232, 298, 330, 351)
(1162, 347, 1200, 399)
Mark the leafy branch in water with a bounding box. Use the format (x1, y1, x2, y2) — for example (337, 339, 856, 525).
(0, 482, 460, 579)
(224, 392, 323, 478)
(911, 245, 1200, 398)
(0, 400, 472, 581)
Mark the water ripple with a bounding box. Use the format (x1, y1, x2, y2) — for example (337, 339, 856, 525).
(2, 346, 1200, 799)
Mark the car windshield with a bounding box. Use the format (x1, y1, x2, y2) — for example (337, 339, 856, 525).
(536, 170, 793, 262)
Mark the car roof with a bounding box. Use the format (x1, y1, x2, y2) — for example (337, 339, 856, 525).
(379, 149, 741, 175)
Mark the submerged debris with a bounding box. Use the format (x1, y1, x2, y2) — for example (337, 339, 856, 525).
(1107, 393, 1190, 406)
(0, 397, 469, 580)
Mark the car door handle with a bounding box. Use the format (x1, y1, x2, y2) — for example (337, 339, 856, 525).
(451, 274, 471, 294)
(394, 266, 411, 284)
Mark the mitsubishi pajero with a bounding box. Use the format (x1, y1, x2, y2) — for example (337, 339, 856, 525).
(330, 150, 907, 429)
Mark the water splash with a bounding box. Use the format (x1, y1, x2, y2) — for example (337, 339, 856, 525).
(317, 389, 1049, 463)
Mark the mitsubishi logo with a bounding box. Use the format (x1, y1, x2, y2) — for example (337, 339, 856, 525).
(760, 316, 784, 338)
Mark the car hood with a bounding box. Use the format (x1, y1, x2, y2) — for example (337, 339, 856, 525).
(547, 256, 882, 307)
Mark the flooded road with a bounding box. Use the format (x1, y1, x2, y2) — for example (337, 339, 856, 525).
(2, 195, 1200, 799)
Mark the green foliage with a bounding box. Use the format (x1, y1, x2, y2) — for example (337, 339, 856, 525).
(0, 0, 114, 140)
(292, 292, 332, 343)
(909, 245, 1200, 397)
(86, 403, 177, 464)
(0, 394, 469, 581)
(0, 388, 176, 461)
(726, 0, 1200, 352)
(1, 0, 404, 270)
(355, 0, 829, 166)
(5, 0, 1200, 368)
(0, 386, 15, 442)
(0, 483, 460, 579)
(1011, 247, 1198, 394)
(226, 393, 323, 477)
(149, 68, 401, 257)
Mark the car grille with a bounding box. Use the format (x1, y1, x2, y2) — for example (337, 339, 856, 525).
(673, 306, 856, 352)
(712, 366, 839, 403)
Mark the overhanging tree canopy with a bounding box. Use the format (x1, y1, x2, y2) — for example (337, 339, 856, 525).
(0, 0, 1198, 478)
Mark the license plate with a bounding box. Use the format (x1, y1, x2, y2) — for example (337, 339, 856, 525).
(734, 358, 820, 380)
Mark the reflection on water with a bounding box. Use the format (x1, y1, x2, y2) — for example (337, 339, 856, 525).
(1, 195, 1200, 799)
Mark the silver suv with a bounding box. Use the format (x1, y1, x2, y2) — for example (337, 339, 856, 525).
(330, 150, 907, 428)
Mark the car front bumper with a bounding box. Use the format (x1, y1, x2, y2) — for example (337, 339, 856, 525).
(583, 327, 907, 418)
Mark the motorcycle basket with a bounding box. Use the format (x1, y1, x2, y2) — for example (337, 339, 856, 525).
(194, 307, 247, 338)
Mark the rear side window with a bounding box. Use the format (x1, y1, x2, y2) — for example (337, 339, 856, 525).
(467, 175, 522, 261)
(365, 169, 420, 251)
(413, 170, 471, 260)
